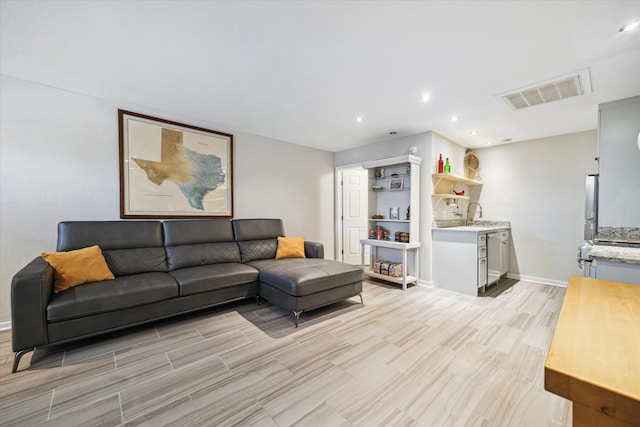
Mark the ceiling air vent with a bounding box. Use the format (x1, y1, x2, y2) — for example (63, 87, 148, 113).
(498, 69, 592, 110)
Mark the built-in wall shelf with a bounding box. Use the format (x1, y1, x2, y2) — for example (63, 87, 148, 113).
(432, 173, 482, 186)
(432, 173, 482, 210)
(432, 194, 470, 200)
(361, 154, 421, 290)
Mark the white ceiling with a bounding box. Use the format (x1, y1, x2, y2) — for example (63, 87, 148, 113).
(2, 1, 639, 152)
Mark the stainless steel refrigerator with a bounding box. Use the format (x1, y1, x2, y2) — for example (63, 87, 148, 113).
(577, 174, 598, 276)
(584, 174, 599, 241)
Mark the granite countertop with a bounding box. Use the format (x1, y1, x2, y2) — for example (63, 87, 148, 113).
(433, 220, 511, 234)
(595, 226, 640, 245)
(433, 225, 510, 233)
(590, 245, 640, 265)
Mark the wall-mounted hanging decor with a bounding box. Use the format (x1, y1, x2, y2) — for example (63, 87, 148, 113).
(118, 110, 233, 218)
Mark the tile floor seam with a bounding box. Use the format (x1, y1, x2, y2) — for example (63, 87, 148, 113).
(117, 391, 124, 425)
(47, 388, 55, 422)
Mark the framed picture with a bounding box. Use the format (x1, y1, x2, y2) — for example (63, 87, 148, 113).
(390, 206, 399, 220)
(389, 178, 404, 191)
(118, 110, 233, 218)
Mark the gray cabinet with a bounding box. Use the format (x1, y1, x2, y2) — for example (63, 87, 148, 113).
(598, 96, 640, 227)
(432, 230, 487, 296)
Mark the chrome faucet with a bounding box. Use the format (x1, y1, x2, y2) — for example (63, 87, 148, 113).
(466, 202, 483, 225)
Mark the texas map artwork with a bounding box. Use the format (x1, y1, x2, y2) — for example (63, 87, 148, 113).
(125, 118, 230, 215)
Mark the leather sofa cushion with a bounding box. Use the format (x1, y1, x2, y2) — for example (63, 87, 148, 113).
(57, 221, 164, 251)
(163, 219, 235, 246)
(166, 242, 241, 270)
(47, 272, 178, 322)
(56, 221, 168, 275)
(232, 219, 284, 241)
(237, 240, 278, 263)
(103, 248, 168, 275)
(247, 258, 363, 297)
(169, 263, 259, 296)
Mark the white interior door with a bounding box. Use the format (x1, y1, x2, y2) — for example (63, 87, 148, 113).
(341, 168, 368, 265)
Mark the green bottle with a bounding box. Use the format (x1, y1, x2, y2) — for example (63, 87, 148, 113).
(444, 158, 451, 173)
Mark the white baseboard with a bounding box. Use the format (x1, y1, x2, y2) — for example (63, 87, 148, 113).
(417, 279, 434, 288)
(507, 273, 567, 288)
(418, 276, 566, 289)
(0, 321, 12, 332)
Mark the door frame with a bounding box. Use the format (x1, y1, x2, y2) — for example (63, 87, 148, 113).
(334, 163, 366, 262)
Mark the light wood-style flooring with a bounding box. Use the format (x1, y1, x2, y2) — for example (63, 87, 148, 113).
(0, 279, 571, 426)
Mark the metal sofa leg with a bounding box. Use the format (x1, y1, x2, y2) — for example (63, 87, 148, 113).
(293, 310, 302, 327)
(358, 293, 364, 304)
(12, 348, 35, 373)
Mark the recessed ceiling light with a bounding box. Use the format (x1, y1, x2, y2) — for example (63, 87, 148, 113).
(450, 115, 459, 122)
(421, 93, 430, 102)
(356, 116, 363, 123)
(620, 21, 639, 32)
(469, 130, 478, 135)
(486, 141, 493, 145)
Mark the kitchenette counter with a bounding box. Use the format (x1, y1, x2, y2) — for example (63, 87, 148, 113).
(433, 221, 511, 234)
(596, 226, 640, 244)
(545, 276, 640, 426)
(589, 245, 640, 265)
(432, 221, 511, 296)
(433, 225, 510, 233)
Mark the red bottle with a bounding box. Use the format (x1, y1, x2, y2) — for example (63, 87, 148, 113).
(437, 154, 444, 174)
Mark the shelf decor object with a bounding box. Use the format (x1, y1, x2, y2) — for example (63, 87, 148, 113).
(118, 110, 233, 219)
(388, 178, 404, 190)
(390, 206, 399, 220)
(464, 148, 481, 181)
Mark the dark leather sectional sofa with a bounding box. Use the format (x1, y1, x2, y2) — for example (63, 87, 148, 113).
(10, 218, 363, 373)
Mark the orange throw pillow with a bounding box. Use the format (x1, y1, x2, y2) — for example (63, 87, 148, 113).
(42, 245, 115, 293)
(275, 236, 306, 259)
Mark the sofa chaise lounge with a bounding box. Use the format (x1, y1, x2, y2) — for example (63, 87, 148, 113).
(10, 218, 363, 373)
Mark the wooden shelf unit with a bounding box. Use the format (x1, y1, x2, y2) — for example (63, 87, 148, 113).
(432, 173, 482, 210)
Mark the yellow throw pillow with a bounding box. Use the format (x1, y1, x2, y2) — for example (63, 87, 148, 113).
(42, 245, 115, 293)
(275, 236, 306, 259)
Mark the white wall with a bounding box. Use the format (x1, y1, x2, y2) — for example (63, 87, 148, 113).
(0, 76, 335, 325)
(475, 130, 598, 285)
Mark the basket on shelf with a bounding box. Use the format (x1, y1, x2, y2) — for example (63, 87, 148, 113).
(464, 149, 481, 181)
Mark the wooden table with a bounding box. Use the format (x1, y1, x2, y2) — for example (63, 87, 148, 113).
(545, 276, 640, 426)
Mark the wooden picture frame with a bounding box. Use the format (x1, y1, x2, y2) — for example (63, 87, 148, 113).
(118, 110, 233, 218)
